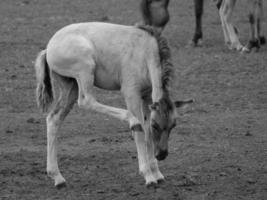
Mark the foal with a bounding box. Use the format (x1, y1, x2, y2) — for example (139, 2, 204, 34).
(35, 22, 192, 187)
(140, 0, 170, 33)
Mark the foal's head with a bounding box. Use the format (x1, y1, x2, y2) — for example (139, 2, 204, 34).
(136, 24, 193, 160)
(149, 93, 176, 161)
(149, 94, 193, 161)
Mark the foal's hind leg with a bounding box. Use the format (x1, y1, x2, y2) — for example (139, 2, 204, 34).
(46, 73, 78, 187)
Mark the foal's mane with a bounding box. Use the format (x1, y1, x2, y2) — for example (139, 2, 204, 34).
(137, 25, 173, 92)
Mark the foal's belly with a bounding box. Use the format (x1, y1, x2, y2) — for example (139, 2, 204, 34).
(94, 67, 121, 90)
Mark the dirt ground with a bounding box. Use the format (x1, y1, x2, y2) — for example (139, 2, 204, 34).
(0, 0, 267, 199)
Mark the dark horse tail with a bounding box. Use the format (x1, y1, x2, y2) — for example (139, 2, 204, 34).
(34, 50, 54, 112)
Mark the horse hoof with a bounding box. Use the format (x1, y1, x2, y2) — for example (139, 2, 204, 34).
(146, 181, 158, 189)
(260, 36, 266, 45)
(55, 181, 67, 189)
(157, 178, 165, 184)
(196, 39, 203, 47)
(186, 39, 203, 48)
(241, 47, 251, 53)
(236, 45, 244, 51)
(186, 40, 195, 48)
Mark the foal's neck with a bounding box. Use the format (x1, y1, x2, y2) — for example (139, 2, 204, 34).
(149, 66, 165, 103)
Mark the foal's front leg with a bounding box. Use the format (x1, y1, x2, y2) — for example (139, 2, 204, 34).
(142, 101, 164, 183)
(133, 131, 158, 186)
(124, 93, 157, 186)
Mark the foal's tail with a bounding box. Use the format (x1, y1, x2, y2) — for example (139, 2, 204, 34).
(34, 50, 54, 112)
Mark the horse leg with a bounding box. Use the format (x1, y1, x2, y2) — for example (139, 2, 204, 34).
(219, 0, 232, 47)
(140, 0, 151, 25)
(76, 61, 141, 130)
(254, 0, 265, 44)
(191, 0, 204, 46)
(220, 0, 243, 50)
(123, 91, 157, 186)
(242, 0, 261, 52)
(258, 0, 266, 45)
(141, 98, 164, 183)
(46, 72, 78, 187)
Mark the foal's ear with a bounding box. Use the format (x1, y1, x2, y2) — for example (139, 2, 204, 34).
(174, 99, 194, 109)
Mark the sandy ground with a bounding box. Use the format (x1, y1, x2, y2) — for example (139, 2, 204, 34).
(0, 0, 267, 199)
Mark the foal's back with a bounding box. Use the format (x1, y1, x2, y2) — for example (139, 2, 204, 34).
(46, 22, 157, 90)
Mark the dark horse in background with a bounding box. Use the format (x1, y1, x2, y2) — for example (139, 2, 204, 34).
(140, 0, 265, 52)
(140, 0, 170, 33)
(192, 0, 265, 52)
(191, 0, 222, 46)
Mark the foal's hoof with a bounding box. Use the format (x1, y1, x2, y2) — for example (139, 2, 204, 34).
(55, 181, 67, 189)
(146, 181, 158, 189)
(157, 178, 165, 185)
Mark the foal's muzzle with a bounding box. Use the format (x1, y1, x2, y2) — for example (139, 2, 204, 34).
(155, 149, 168, 161)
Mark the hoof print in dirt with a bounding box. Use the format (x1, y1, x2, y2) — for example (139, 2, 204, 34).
(176, 175, 198, 187)
(96, 189, 106, 194)
(26, 117, 40, 124)
(5, 129, 13, 133)
(246, 178, 257, 184)
(100, 16, 109, 22)
(245, 131, 252, 136)
(11, 75, 17, 79)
